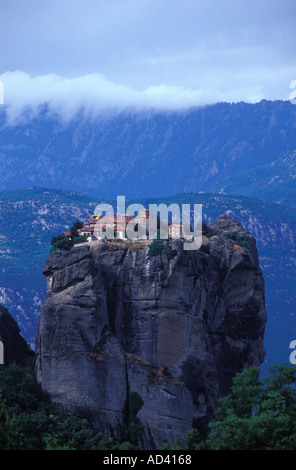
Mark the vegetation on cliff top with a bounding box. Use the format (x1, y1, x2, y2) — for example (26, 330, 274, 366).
(50, 219, 87, 252)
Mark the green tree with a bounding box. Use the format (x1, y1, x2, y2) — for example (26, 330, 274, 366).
(147, 239, 165, 258)
(70, 219, 84, 240)
(50, 220, 87, 252)
(50, 233, 72, 252)
(223, 231, 253, 248)
(208, 364, 296, 450)
(0, 360, 134, 450)
(0, 395, 23, 449)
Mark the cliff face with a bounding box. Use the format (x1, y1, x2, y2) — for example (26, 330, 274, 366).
(35, 218, 266, 449)
(0, 304, 30, 364)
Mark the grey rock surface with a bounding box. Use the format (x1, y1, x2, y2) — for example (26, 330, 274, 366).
(0, 304, 30, 364)
(35, 218, 266, 449)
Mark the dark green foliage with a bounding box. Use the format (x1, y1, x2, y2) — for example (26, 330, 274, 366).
(161, 428, 207, 451)
(0, 395, 23, 450)
(148, 239, 178, 260)
(0, 360, 41, 411)
(41, 412, 102, 450)
(161, 364, 296, 450)
(70, 219, 84, 239)
(50, 233, 72, 252)
(182, 428, 208, 450)
(202, 222, 214, 238)
(72, 234, 88, 245)
(0, 359, 133, 450)
(148, 239, 165, 258)
(223, 230, 253, 248)
(207, 364, 296, 450)
(50, 220, 87, 252)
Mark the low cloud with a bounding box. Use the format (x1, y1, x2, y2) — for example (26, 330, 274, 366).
(0, 70, 266, 124)
(0, 1, 295, 124)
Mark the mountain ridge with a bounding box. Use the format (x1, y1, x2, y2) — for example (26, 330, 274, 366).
(0, 100, 295, 203)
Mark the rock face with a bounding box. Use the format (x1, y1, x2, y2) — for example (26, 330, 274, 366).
(0, 304, 30, 364)
(35, 218, 266, 449)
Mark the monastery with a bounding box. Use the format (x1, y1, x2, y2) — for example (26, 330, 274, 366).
(64, 209, 184, 242)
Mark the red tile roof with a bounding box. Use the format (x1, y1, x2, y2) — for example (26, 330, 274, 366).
(77, 212, 157, 237)
(78, 227, 95, 232)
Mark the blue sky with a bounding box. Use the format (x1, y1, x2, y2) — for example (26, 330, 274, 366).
(0, 0, 296, 120)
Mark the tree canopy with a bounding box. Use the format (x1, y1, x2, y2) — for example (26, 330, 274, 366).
(50, 219, 87, 253)
(164, 364, 296, 450)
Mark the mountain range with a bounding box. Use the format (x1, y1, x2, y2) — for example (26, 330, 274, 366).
(0, 99, 296, 377)
(1, 100, 296, 204)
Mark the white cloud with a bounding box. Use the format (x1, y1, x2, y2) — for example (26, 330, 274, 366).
(0, 0, 295, 122)
(0, 70, 268, 124)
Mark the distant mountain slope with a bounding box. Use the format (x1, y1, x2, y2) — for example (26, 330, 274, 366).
(0, 100, 296, 202)
(213, 150, 296, 206)
(0, 187, 295, 376)
(0, 188, 99, 345)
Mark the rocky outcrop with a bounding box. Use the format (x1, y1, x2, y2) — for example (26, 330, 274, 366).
(35, 218, 266, 449)
(0, 304, 31, 364)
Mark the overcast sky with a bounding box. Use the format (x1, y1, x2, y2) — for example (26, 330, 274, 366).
(0, 0, 296, 121)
